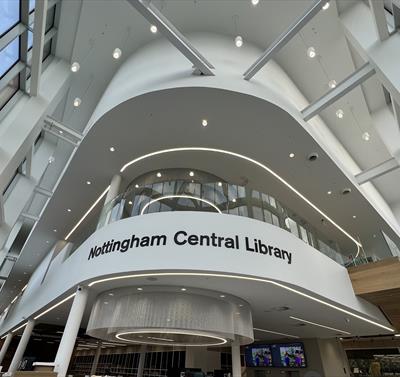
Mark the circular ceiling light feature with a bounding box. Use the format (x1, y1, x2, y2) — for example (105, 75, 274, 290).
(232, 198, 237, 203)
(73, 97, 82, 107)
(327, 190, 332, 195)
(135, 184, 139, 188)
(251, 0, 259, 5)
(128, 201, 133, 205)
(109, 146, 116, 152)
(150, 25, 158, 33)
(113, 48, 122, 59)
(67, 208, 71, 212)
(70, 62, 80, 72)
(289, 153, 295, 158)
(115, 330, 228, 347)
(189, 171, 194, 177)
(352, 215, 357, 219)
(219, 294, 226, 298)
(137, 287, 143, 291)
(336, 109, 344, 119)
(362, 132, 370, 141)
(322, 1, 330, 10)
(86, 180, 91, 185)
(235, 35, 243, 48)
(307, 47, 316, 58)
(180, 288, 187, 291)
(218, 182, 223, 187)
(156, 172, 162, 178)
(202, 119, 208, 127)
(48, 156, 55, 164)
(328, 79, 337, 89)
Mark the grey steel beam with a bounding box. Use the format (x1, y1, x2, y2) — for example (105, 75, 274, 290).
(0, 23, 26, 51)
(30, 0, 48, 96)
(355, 157, 400, 185)
(127, 0, 214, 76)
(243, 0, 325, 80)
(369, 0, 389, 41)
(44, 116, 83, 140)
(302, 63, 375, 121)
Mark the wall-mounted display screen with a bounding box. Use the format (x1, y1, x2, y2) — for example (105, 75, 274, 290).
(246, 346, 273, 367)
(245, 343, 306, 368)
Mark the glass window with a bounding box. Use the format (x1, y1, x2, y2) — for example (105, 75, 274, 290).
(0, 0, 20, 37)
(285, 217, 299, 237)
(29, 0, 35, 13)
(271, 213, 280, 227)
(0, 37, 20, 78)
(28, 30, 33, 50)
(0, 74, 19, 110)
(45, 5, 56, 32)
(299, 225, 310, 244)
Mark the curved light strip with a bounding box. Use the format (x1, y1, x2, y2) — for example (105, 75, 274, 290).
(253, 327, 299, 339)
(116, 329, 227, 347)
(88, 272, 394, 332)
(34, 293, 76, 320)
(119, 147, 362, 251)
(65, 186, 110, 241)
(289, 316, 351, 335)
(140, 194, 222, 215)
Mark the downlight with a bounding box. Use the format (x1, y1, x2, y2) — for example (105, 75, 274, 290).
(307, 47, 316, 59)
(70, 62, 80, 72)
(112, 48, 122, 60)
(342, 188, 352, 195)
(307, 152, 319, 162)
(235, 35, 243, 48)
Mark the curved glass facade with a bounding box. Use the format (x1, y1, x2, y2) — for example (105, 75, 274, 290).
(96, 169, 359, 266)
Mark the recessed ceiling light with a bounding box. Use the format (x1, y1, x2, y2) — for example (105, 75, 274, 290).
(322, 1, 330, 10)
(156, 172, 162, 178)
(70, 62, 80, 72)
(181, 288, 187, 291)
(362, 132, 370, 141)
(86, 180, 91, 185)
(137, 287, 143, 291)
(53, 229, 57, 232)
(336, 109, 344, 119)
(352, 215, 357, 219)
(67, 209, 71, 212)
(112, 48, 122, 59)
(327, 190, 332, 195)
(251, 0, 259, 5)
(73, 97, 81, 107)
(218, 182, 223, 187)
(307, 47, 316, 58)
(202, 119, 208, 127)
(219, 294, 226, 298)
(328, 79, 337, 89)
(232, 198, 237, 203)
(189, 171, 194, 177)
(46, 240, 49, 244)
(48, 156, 55, 164)
(239, 304, 244, 307)
(109, 146, 115, 152)
(135, 184, 139, 188)
(128, 201, 133, 205)
(103, 301, 109, 305)
(108, 293, 114, 296)
(289, 153, 295, 158)
(235, 35, 243, 48)
(150, 25, 158, 33)
(59, 130, 63, 134)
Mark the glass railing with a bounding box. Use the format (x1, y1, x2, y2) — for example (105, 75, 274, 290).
(94, 170, 356, 266)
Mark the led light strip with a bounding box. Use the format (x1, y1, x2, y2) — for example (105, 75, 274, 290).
(120, 147, 362, 250)
(88, 272, 394, 332)
(289, 315, 351, 335)
(12, 322, 27, 333)
(253, 327, 299, 339)
(65, 186, 110, 241)
(115, 329, 227, 346)
(140, 194, 222, 215)
(33, 293, 76, 320)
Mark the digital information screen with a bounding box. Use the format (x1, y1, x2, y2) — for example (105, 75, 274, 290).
(245, 343, 306, 368)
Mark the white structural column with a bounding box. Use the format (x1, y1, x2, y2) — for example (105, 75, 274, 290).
(54, 287, 89, 377)
(8, 319, 35, 374)
(89, 341, 102, 376)
(0, 333, 13, 366)
(105, 174, 122, 205)
(137, 344, 147, 377)
(231, 338, 241, 377)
